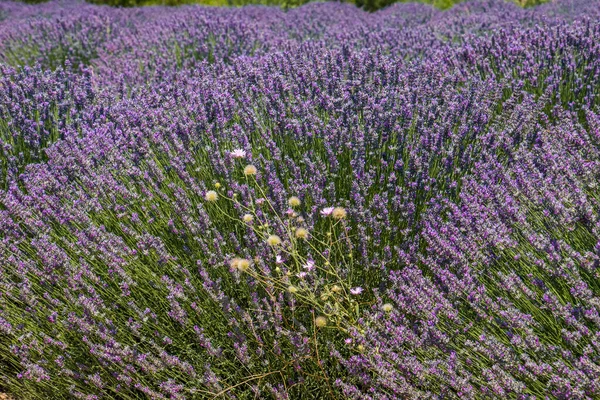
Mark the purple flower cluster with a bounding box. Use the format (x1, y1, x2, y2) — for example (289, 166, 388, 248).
(339, 109, 600, 398)
(1, 0, 600, 398)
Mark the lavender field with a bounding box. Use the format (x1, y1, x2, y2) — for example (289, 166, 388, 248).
(1, 0, 600, 398)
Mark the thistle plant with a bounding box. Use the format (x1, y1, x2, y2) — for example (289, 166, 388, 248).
(208, 162, 372, 334)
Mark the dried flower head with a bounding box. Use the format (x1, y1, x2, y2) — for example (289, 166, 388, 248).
(230, 258, 251, 272)
(266, 235, 282, 246)
(295, 227, 309, 239)
(332, 207, 347, 219)
(243, 164, 257, 176)
(205, 190, 218, 202)
(288, 196, 301, 207)
(315, 316, 327, 328)
(237, 259, 251, 272)
(230, 258, 240, 269)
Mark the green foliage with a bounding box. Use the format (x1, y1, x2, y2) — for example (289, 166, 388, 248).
(355, 0, 456, 12)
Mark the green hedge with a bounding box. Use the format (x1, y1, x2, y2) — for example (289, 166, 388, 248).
(356, 0, 457, 11)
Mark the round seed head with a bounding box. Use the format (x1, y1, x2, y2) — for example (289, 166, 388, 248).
(288, 285, 298, 294)
(243, 214, 253, 223)
(266, 235, 282, 246)
(332, 207, 347, 219)
(315, 316, 327, 328)
(236, 258, 251, 272)
(288, 196, 301, 207)
(382, 303, 394, 312)
(230, 257, 251, 272)
(295, 227, 309, 239)
(243, 164, 257, 176)
(205, 190, 218, 202)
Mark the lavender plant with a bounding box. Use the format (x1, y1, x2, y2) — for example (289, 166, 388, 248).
(2, 0, 600, 398)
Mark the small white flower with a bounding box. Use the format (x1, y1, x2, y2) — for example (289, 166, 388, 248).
(321, 207, 334, 216)
(276, 255, 284, 264)
(230, 149, 246, 159)
(205, 190, 218, 202)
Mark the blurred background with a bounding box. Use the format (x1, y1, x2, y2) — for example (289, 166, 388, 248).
(17, 0, 550, 13)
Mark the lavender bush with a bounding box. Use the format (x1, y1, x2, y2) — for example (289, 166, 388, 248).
(2, 0, 600, 398)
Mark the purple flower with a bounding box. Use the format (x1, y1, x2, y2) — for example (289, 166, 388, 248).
(350, 287, 363, 295)
(320, 207, 334, 216)
(230, 149, 247, 159)
(303, 260, 315, 271)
